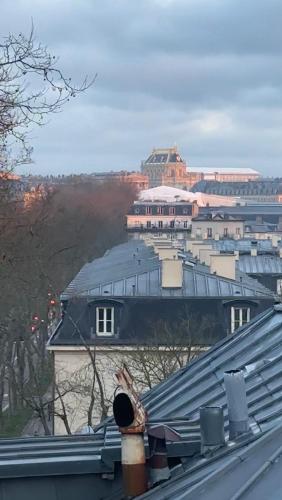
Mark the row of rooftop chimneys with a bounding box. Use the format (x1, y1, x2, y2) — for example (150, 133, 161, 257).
(139, 234, 282, 288)
(113, 366, 250, 497)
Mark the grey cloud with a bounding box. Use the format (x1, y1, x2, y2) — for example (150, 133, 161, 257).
(1, 0, 282, 176)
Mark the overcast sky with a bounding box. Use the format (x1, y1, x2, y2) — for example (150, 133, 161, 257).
(1, 0, 282, 176)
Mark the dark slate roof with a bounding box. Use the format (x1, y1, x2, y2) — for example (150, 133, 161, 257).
(200, 204, 282, 216)
(61, 241, 273, 300)
(191, 179, 282, 196)
(192, 212, 244, 222)
(140, 304, 282, 431)
(138, 422, 282, 500)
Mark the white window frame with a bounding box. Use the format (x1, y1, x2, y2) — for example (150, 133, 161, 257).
(96, 307, 114, 336)
(277, 279, 282, 295)
(231, 306, 250, 333)
(145, 206, 152, 215)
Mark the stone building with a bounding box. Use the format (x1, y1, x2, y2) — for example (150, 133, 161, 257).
(141, 147, 260, 189)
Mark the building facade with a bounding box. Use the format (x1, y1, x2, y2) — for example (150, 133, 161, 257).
(48, 239, 274, 433)
(191, 213, 245, 240)
(141, 147, 261, 189)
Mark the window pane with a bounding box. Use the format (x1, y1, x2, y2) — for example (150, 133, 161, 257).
(106, 308, 112, 321)
(98, 320, 104, 333)
(98, 308, 104, 320)
(242, 308, 249, 323)
(106, 321, 112, 333)
(234, 309, 240, 322)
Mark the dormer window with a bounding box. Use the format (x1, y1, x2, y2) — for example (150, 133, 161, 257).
(169, 207, 175, 215)
(231, 306, 250, 333)
(146, 206, 152, 215)
(96, 307, 114, 336)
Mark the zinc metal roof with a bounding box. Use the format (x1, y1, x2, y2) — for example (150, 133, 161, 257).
(61, 241, 273, 300)
(138, 421, 282, 500)
(140, 305, 282, 430)
(211, 238, 281, 252)
(238, 254, 282, 275)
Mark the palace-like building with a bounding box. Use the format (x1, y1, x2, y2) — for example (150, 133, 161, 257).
(141, 147, 260, 189)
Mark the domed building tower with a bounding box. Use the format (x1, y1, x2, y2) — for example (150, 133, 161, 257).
(141, 146, 192, 189)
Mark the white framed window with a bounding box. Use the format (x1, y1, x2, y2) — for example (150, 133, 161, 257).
(169, 206, 175, 215)
(96, 307, 114, 336)
(207, 227, 213, 238)
(145, 206, 152, 215)
(277, 279, 282, 295)
(158, 221, 163, 228)
(146, 221, 151, 228)
(223, 227, 228, 237)
(157, 206, 163, 215)
(231, 307, 250, 333)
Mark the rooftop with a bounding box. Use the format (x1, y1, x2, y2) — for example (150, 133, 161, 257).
(60, 240, 272, 300)
(138, 186, 238, 207)
(189, 167, 260, 175)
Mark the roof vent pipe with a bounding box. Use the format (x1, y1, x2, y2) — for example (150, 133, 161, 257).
(148, 425, 181, 487)
(112, 366, 147, 497)
(224, 369, 249, 440)
(200, 407, 225, 455)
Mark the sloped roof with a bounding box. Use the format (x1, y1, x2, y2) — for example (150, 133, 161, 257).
(61, 241, 273, 300)
(238, 254, 282, 274)
(141, 305, 282, 429)
(211, 238, 282, 252)
(139, 422, 282, 500)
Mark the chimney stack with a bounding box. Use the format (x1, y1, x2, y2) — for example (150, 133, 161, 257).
(162, 259, 183, 288)
(210, 254, 236, 281)
(224, 369, 249, 440)
(251, 248, 257, 257)
(148, 425, 181, 487)
(200, 406, 225, 455)
(113, 366, 147, 497)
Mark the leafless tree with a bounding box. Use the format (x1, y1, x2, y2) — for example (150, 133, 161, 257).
(0, 25, 92, 169)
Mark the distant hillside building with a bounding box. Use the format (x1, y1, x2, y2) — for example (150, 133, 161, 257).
(141, 147, 261, 189)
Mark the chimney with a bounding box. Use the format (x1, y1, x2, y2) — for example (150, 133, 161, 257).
(210, 254, 236, 280)
(272, 234, 280, 248)
(200, 406, 225, 455)
(157, 247, 178, 260)
(251, 248, 257, 257)
(191, 243, 213, 259)
(162, 259, 183, 288)
(224, 369, 249, 440)
(148, 425, 181, 487)
(234, 250, 240, 261)
(185, 240, 192, 252)
(113, 366, 147, 497)
(199, 249, 219, 266)
(214, 233, 220, 241)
